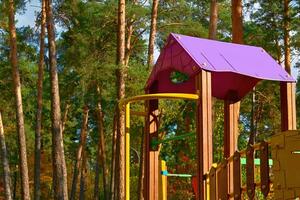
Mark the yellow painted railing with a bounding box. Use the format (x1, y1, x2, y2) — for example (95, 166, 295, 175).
(119, 93, 199, 200)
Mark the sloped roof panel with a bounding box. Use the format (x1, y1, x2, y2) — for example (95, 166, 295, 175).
(146, 33, 295, 101)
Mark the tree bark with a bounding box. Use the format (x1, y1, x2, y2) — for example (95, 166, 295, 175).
(12, 168, 17, 199)
(147, 0, 159, 70)
(8, 0, 30, 199)
(61, 103, 70, 135)
(208, 0, 218, 40)
(275, 37, 282, 64)
(70, 106, 89, 200)
(283, 0, 291, 74)
(231, 0, 243, 44)
(34, 1, 46, 199)
(124, 17, 134, 67)
(79, 151, 88, 200)
(230, 0, 243, 138)
(0, 112, 13, 200)
(94, 86, 109, 200)
(116, 0, 126, 199)
(45, 0, 68, 198)
(208, 0, 218, 160)
(137, 126, 145, 200)
(110, 111, 118, 200)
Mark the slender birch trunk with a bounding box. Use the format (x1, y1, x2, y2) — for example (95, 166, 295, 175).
(0, 112, 13, 200)
(116, 0, 126, 199)
(45, 0, 68, 198)
(8, 0, 30, 199)
(94, 86, 108, 200)
(147, 0, 159, 70)
(70, 106, 89, 200)
(34, 1, 46, 199)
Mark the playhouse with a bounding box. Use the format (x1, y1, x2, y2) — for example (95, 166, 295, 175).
(119, 33, 298, 200)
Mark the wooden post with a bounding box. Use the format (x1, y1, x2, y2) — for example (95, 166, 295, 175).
(209, 167, 217, 200)
(246, 146, 255, 200)
(260, 141, 270, 198)
(280, 82, 296, 131)
(195, 70, 213, 200)
(217, 160, 228, 200)
(144, 99, 159, 200)
(224, 100, 239, 158)
(233, 151, 241, 200)
(224, 97, 239, 197)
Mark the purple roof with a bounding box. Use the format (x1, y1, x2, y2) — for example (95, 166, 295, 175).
(146, 33, 295, 101)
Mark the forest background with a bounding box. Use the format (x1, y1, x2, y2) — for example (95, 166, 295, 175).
(0, 0, 299, 199)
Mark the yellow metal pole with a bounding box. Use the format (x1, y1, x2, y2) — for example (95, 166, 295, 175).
(206, 176, 210, 200)
(125, 103, 130, 200)
(161, 160, 167, 200)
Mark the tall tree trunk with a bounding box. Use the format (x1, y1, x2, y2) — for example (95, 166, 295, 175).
(208, 0, 218, 40)
(61, 103, 70, 135)
(231, 0, 243, 44)
(8, 0, 30, 199)
(12, 168, 17, 199)
(124, 0, 138, 67)
(116, 0, 126, 199)
(70, 106, 89, 200)
(137, 126, 145, 200)
(34, 1, 46, 199)
(110, 111, 118, 200)
(231, 0, 243, 143)
(208, 0, 218, 160)
(248, 88, 256, 146)
(283, 0, 291, 74)
(147, 0, 159, 69)
(124, 18, 134, 67)
(137, 1, 159, 198)
(94, 86, 108, 200)
(275, 37, 282, 64)
(45, 0, 68, 198)
(0, 112, 13, 200)
(79, 151, 88, 200)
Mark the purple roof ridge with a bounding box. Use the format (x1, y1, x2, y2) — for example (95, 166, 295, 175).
(146, 33, 295, 101)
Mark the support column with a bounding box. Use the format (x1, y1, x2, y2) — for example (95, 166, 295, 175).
(195, 70, 213, 200)
(224, 100, 239, 158)
(144, 99, 159, 200)
(224, 98, 240, 198)
(280, 82, 296, 131)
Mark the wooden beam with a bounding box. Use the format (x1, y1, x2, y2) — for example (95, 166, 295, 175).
(224, 97, 240, 197)
(224, 100, 239, 157)
(144, 99, 159, 200)
(280, 82, 296, 131)
(195, 70, 213, 200)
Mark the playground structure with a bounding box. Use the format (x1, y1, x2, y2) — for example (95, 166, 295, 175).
(119, 33, 298, 200)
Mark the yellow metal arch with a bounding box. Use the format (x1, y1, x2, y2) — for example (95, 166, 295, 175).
(119, 93, 199, 200)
